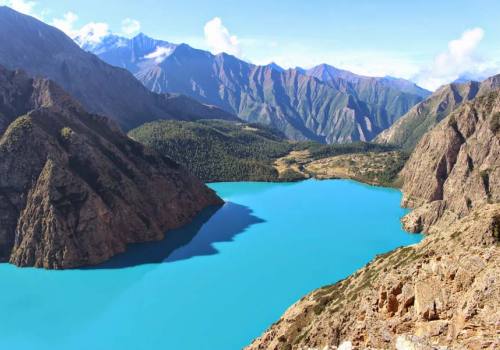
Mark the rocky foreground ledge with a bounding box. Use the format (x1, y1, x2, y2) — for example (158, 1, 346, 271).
(246, 92, 500, 348)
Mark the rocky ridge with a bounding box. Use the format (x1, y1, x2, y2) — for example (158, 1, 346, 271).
(376, 75, 500, 150)
(0, 66, 222, 268)
(401, 90, 500, 234)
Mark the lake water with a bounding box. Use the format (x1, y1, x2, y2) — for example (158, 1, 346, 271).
(0, 179, 421, 350)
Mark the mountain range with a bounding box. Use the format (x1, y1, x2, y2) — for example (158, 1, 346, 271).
(0, 6, 237, 131)
(79, 32, 431, 143)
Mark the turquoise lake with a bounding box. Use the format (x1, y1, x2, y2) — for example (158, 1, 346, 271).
(0, 179, 421, 350)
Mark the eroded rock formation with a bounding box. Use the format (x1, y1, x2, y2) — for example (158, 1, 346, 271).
(401, 90, 500, 233)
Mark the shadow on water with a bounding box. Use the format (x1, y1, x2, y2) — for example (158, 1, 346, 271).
(85, 202, 265, 270)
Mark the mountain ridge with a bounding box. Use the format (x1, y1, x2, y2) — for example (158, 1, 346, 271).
(375, 74, 500, 149)
(81, 32, 430, 143)
(0, 7, 238, 131)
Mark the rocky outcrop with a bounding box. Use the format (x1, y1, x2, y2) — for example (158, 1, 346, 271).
(246, 204, 500, 349)
(246, 90, 500, 349)
(375, 75, 500, 150)
(0, 6, 237, 131)
(401, 90, 500, 233)
(0, 67, 222, 269)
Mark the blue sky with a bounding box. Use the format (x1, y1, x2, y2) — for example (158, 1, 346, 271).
(1, 0, 499, 89)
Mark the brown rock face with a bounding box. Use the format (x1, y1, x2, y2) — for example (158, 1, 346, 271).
(401, 90, 500, 233)
(246, 88, 500, 349)
(0, 67, 222, 269)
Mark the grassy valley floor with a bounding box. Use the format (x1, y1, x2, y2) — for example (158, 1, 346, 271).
(274, 150, 408, 187)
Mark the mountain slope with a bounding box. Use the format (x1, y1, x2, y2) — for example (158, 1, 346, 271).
(0, 6, 237, 131)
(375, 75, 500, 150)
(306, 64, 431, 127)
(400, 90, 500, 233)
(83, 33, 428, 143)
(247, 204, 500, 349)
(246, 87, 500, 350)
(0, 66, 222, 268)
(129, 120, 293, 182)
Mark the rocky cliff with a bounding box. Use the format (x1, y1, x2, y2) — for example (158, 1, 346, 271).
(0, 66, 222, 269)
(376, 75, 500, 150)
(401, 90, 500, 233)
(246, 91, 499, 349)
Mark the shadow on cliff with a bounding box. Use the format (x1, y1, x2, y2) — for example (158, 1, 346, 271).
(85, 202, 265, 269)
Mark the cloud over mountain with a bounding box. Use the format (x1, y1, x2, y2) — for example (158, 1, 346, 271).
(121, 18, 141, 36)
(415, 27, 499, 90)
(0, 0, 37, 16)
(144, 46, 175, 63)
(204, 17, 242, 57)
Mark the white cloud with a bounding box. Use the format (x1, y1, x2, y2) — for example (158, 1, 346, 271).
(204, 17, 242, 57)
(52, 14, 143, 48)
(414, 28, 495, 90)
(144, 46, 174, 63)
(51, 11, 78, 36)
(52, 11, 110, 47)
(75, 22, 111, 44)
(252, 28, 499, 90)
(1, 0, 38, 17)
(121, 18, 141, 36)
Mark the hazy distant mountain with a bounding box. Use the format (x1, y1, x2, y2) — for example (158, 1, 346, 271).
(81, 33, 430, 143)
(375, 74, 500, 150)
(0, 7, 237, 131)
